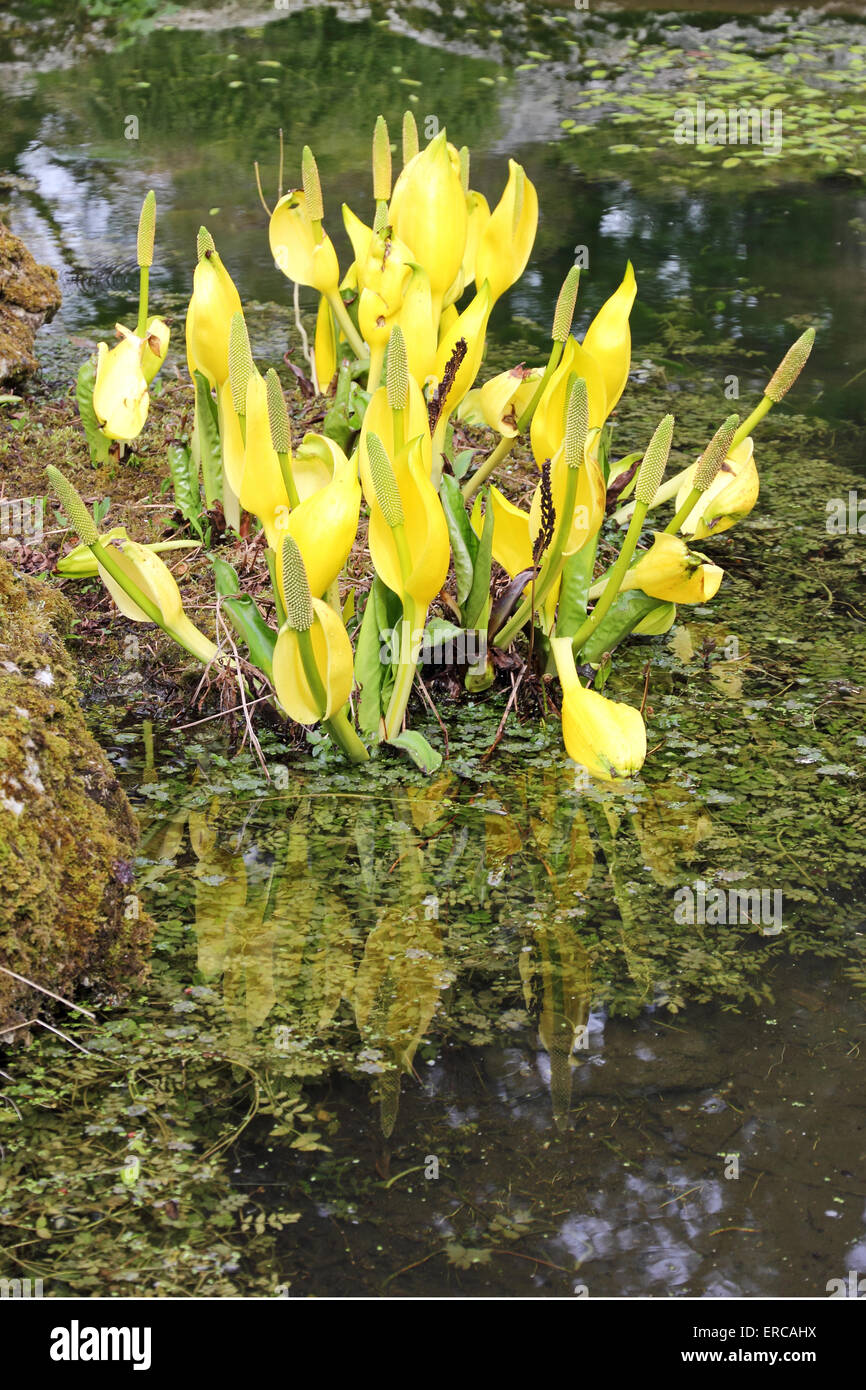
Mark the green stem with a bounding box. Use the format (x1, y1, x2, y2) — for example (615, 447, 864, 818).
(277, 450, 300, 510)
(91, 539, 217, 664)
(493, 451, 579, 649)
(136, 267, 149, 336)
(327, 290, 368, 361)
(384, 602, 420, 741)
(664, 484, 702, 536)
(297, 625, 328, 719)
(731, 395, 771, 450)
(324, 705, 370, 762)
(570, 500, 648, 654)
(392, 406, 405, 457)
(462, 339, 564, 502)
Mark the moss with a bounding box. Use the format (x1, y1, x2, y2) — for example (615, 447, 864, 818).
(0, 556, 151, 1031)
(0, 221, 62, 383)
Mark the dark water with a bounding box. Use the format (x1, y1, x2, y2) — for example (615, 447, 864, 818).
(2, 2, 866, 1298)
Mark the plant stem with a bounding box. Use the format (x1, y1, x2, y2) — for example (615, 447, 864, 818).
(570, 501, 648, 654)
(462, 339, 564, 502)
(327, 290, 368, 361)
(297, 626, 328, 718)
(664, 484, 702, 536)
(136, 267, 149, 336)
(384, 602, 420, 740)
(323, 705, 369, 762)
(277, 450, 300, 510)
(493, 454, 579, 649)
(367, 341, 385, 395)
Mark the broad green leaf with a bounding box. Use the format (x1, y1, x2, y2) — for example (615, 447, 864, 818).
(556, 534, 599, 638)
(76, 357, 111, 465)
(390, 730, 443, 774)
(580, 591, 663, 664)
(440, 473, 477, 605)
(221, 594, 277, 678)
(463, 488, 494, 629)
(210, 554, 241, 597)
(192, 371, 222, 508)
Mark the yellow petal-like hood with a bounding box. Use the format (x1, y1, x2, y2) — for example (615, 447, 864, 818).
(474, 160, 539, 306)
(185, 245, 242, 388)
(389, 130, 468, 313)
(551, 637, 646, 782)
(240, 372, 291, 546)
(622, 532, 724, 604)
(675, 437, 759, 539)
(366, 437, 450, 609)
(92, 328, 149, 441)
(270, 190, 340, 296)
(272, 599, 354, 724)
(579, 261, 637, 420)
(278, 452, 361, 600)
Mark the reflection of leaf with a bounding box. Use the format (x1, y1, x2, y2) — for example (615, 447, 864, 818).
(631, 782, 713, 887)
(521, 908, 591, 1131)
(353, 900, 447, 1137)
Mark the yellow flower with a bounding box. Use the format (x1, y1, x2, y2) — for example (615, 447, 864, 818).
(580, 260, 637, 420)
(461, 189, 491, 286)
(359, 379, 432, 478)
(389, 130, 468, 319)
(362, 435, 450, 610)
(530, 338, 605, 463)
(272, 599, 354, 724)
(92, 325, 149, 441)
(473, 485, 532, 579)
(314, 296, 336, 389)
(675, 437, 759, 539)
(471, 365, 543, 437)
(551, 636, 646, 782)
(431, 281, 492, 429)
(622, 532, 724, 603)
(269, 190, 340, 297)
(529, 435, 606, 557)
(474, 160, 539, 305)
(97, 539, 216, 663)
(238, 372, 291, 548)
(275, 446, 361, 601)
(141, 316, 170, 385)
(396, 264, 438, 388)
(58, 527, 197, 578)
(185, 235, 243, 388)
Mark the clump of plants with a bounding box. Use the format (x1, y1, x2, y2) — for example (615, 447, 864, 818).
(55, 113, 815, 781)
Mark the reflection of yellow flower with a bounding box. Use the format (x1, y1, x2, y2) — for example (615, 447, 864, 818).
(631, 783, 714, 887)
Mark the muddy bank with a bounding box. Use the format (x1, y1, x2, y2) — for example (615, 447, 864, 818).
(0, 557, 151, 1033)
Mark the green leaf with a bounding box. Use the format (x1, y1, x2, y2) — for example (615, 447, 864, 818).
(167, 443, 204, 538)
(192, 371, 222, 508)
(556, 534, 599, 638)
(452, 447, 475, 481)
(580, 591, 662, 664)
(440, 474, 477, 605)
(76, 357, 111, 465)
(355, 577, 400, 739)
(220, 594, 277, 678)
(390, 730, 443, 774)
(210, 554, 241, 597)
(463, 489, 494, 629)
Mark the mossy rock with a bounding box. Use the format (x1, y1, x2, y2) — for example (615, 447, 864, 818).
(0, 556, 151, 1031)
(0, 221, 62, 384)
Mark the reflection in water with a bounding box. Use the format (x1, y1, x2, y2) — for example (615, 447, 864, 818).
(136, 740, 736, 1137)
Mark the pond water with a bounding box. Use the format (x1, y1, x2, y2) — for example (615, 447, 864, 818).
(1, 1, 866, 1298)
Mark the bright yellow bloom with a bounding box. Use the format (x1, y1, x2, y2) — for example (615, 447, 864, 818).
(272, 599, 354, 724)
(275, 447, 361, 601)
(389, 130, 468, 318)
(269, 190, 340, 297)
(675, 437, 759, 539)
(362, 435, 450, 610)
(58, 527, 197, 578)
(359, 379, 432, 478)
(97, 539, 217, 663)
(461, 189, 491, 287)
(92, 325, 149, 441)
(474, 160, 538, 305)
(529, 436, 606, 557)
(551, 637, 646, 782)
(431, 281, 492, 427)
(622, 532, 724, 603)
(530, 338, 605, 463)
(470, 365, 543, 437)
(314, 296, 336, 389)
(185, 237, 243, 388)
(239, 372, 291, 547)
(580, 260, 637, 419)
(396, 264, 438, 388)
(141, 316, 170, 384)
(473, 485, 532, 579)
